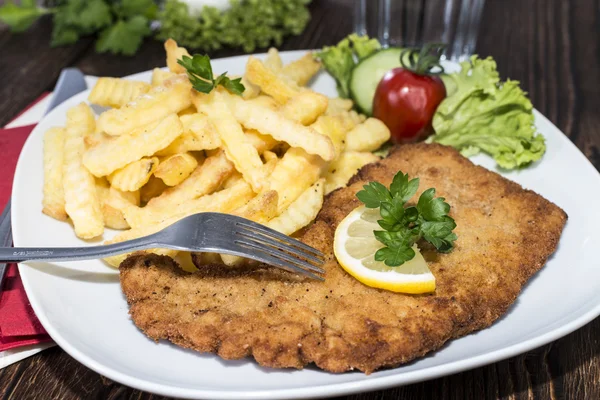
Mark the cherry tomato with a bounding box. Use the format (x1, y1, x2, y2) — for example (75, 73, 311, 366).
(373, 68, 446, 144)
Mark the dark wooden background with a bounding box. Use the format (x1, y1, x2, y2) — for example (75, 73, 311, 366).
(1, 0, 599, 398)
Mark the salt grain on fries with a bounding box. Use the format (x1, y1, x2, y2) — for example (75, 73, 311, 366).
(41, 39, 390, 268)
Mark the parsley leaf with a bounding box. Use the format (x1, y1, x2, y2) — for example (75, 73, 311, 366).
(1, 0, 156, 56)
(0, 2, 48, 33)
(378, 197, 405, 231)
(417, 188, 451, 221)
(356, 182, 393, 208)
(374, 245, 415, 267)
(113, 0, 157, 19)
(420, 217, 457, 252)
(216, 74, 245, 96)
(356, 170, 457, 267)
(178, 54, 246, 95)
(95, 15, 150, 56)
(390, 172, 420, 203)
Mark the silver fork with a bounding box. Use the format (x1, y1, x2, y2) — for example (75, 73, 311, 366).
(0, 213, 326, 281)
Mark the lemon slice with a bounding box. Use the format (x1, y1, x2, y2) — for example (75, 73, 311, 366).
(333, 205, 435, 294)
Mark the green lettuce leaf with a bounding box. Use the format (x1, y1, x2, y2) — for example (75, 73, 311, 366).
(315, 38, 354, 98)
(348, 33, 381, 60)
(315, 33, 381, 98)
(430, 56, 545, 170)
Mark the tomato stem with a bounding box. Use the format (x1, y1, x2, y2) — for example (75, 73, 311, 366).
(400, 43, 446, 75)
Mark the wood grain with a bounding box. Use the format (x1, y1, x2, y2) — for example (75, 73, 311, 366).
(0, 0, 599, 399)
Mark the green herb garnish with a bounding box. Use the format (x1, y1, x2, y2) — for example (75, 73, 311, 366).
(177, 54, 245, 95)
(356, 171, 457, 266)
(157, 0, 312, 53)
(0, 0, 156, 56)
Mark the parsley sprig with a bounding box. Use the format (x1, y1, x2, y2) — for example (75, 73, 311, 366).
(0, 0, 157, 56)
(177, 54, 245, 96)
(356, 171, 457, 267)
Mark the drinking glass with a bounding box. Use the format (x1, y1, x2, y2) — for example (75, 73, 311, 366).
(354, 0, 486, 61)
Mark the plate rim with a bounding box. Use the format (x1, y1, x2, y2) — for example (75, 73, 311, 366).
(12, 50, 600, 399)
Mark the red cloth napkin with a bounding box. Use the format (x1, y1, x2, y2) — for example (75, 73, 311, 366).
(0, 96, 53, 351)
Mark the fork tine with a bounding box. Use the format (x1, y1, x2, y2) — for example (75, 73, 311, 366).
(234, 220, 324, 258)
(235, 233, 325, 274)
(235, 227, 324, 267)
(235, 240, 324, 281)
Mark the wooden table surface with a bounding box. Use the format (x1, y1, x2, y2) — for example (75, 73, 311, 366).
(0, 0, 599, 398)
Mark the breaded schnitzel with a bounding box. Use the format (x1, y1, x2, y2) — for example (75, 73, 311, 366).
(120, 143, 567, 373)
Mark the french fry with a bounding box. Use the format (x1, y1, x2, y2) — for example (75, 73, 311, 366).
(348, 110, 367, 124)
(262, 150, 278, 163)
(164, 38, 190, 74)
(151, 68, 176, 86)
(234, 190, 278, 222)
(198, 91, 268, 193)
(264, 48, 283, 72)
(310, 115, 348, 160)
(248, 95, 278, 110)
(269, 147, 325, 214)
(104, 190, 139, 230)
(181, 113, 220, 139)
(84, 131, 110, 148)
(193, 252, 223, 266)
(181, 113, 220, 141)
(191, 151, 206, 163)
(244, 129, 278, 154)
(88, 78, 151, 108)
(245, 56, 299, 104)
(281, 92, 328, 125)
(174, 251, 198, 273)
(282, 53, 321, 86)
(63, 103, 104, 239)
(126, 157, 277, 229)
(240, 75, 260, 100)
(333, 110, 364, 133)
(221, 171, 243, 190)
(83, 114, 183, 177)
(42, 127, 67, 221)
(324, 151, 380, 194)
(96, 75, 191, 136)
(95, 179, 139, 230)
(103, 220, 180, 267)
(325, 97, 353, 116)
(221, 190, 279, 266)
(140, 176, 168, 205)
(225, 93, 335, 161)
(157, 114, 221, 156)
(125, 177, 255, 229)
(147, 151, 232, 208)
(345, 118, 391, 152)
(154, 152, 198, 186)
(108, 157, 159, 191)
(178, 106, 196, 116)
(124, 152, 234, 228)
(112, 180, 257, 265)
(267, 178, 324, 235)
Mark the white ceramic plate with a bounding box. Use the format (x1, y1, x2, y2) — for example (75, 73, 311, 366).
(12, 51, 600, 399)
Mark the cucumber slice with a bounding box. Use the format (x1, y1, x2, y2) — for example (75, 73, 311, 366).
(349, 48, 407, 115)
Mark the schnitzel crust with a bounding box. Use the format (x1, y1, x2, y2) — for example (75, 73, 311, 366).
(120, 143, 567, 373)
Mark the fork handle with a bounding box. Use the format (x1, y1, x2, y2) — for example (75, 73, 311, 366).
(0, 236, 158, 263)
